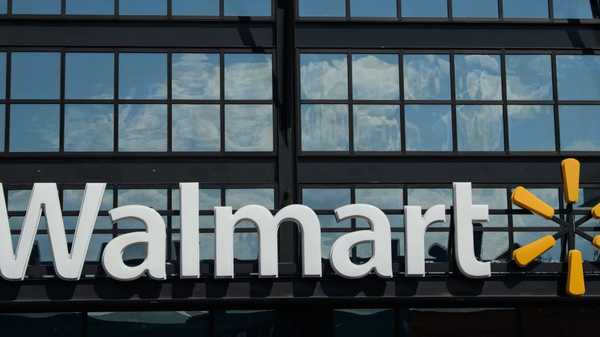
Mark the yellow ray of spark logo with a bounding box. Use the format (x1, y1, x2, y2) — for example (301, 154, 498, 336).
(511, 158, 600, 297)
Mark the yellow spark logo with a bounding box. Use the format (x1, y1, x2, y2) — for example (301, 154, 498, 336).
(512, 158, 600, 297)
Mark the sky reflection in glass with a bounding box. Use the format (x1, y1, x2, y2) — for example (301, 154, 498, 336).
(352, 54, 399, 100)
(118, 104, 167, 152)
(225, 105, 273, 151)
(405, 105, 452, 151)
(402, 0, 447, 17)
(457, 105, 504, 151)
(301, 54, 348, 100)
(11, 52, 60, 99)
(120, 0, 166, 15)
(508, 105, 555, 151)
(300, 0, 345, 17)
(172, 0, 218, 16)
(453, 0, 498, 18)
(553, 0, 594, 19)
(66, 53, 114, 99)
(404, 55, 450, 100)
(556, 55, 600, 100)
(12, 0, 61, 14)
(301, 104, 349, 151)
(119, 53, 167, 100)
(503, 0, 548, 18)
(454, 55, 501, 100)
(506, 55, 552, 100)
(173, 105, 220, 152)
(559, 105, 600, 151)
(224, 0, 271, 16)
(353, 105, 401, 151)
(173, 53, 220, 99)
(10, 104, 59, 152)
(65, 104, 114, 152)
(225, 54, 272, 100)
(66, 0, 114, 15)
(350, 0, 396, 17)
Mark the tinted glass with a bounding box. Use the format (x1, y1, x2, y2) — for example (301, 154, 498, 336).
(172, 0, 218, 16)
(0, 106, 3, 150)
(120, 0, 167, 15)
(224, 0, 271, 16)
(479, 232, 509, 261)
(172, 53, 219, 99)
(301, 104, 349, 151)
(225, 105, 273, 151)
(301, 54, 348, 100)
(352, 54, 399, 100)
(119, 53, 167, 100)
(556, 55, 600, 100)
(408, 188, 453, 209)
(559, 105, 600, 151)
(354, 105, 401, 151)
(553, 0, 594, 19)
(350, 0, 396, 17)
(503, 0, 548, 18)
(457, 105, 504, 151)
(404, 54, 450, 100)
(0, 53, 5, 99)
(64, 189, 113, 211)
(356, 189, 403, 209)
(10, 105, 59, 152)
(300, 0, 345, 17)
(405, 105, 452, 151)
(118, 104, 167, 151)
(173, 105, 220, 151)
(303, 189, 351, 209)
(402, 0, 447, 17)
(0, 0, 6, 14)
(455, 55, 501, 100)
(506, 55, 552, 100)
(453, 0, 498, 17)
(65, 104, 114, 152)
(226, 189, 274, 209)
(118, 189, 167, 210)
(11, 52, 60, 99)
(88, 312, 210, 337)
(335, 310, 394, 337)
(13, 0, 61, 14)
(0, 313, 82, 337)
(66, 53, 114, 99)
(225, 54, 272, 100)
(508, 105, 555, 151)
(214, 311, 275, 337)
(66, 0, 114, 15)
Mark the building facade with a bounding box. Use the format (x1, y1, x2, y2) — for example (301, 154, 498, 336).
(1, 0, 600, 336)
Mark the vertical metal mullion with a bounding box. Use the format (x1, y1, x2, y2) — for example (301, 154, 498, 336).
(345, 0, 351, 19)
(500, 53, 510, 153)
(447, 0, 453, 19)
(507, 186, 515, 256)
(59, 51, 66, 153)
(399, 53, 406, 153)
(548, 0, 554, 19)
(397, 0, 402, 19)
(114, 0, 119, 16)
(498, 0, 503, 20)
(167, 0, 173, 17)
(449, 53, 458, 152)
(7, 0, 12, 16)
(219, 52, 226, 152)
(167, 52, 173, 152)
(347, 51, 354, 153)
(112, 188, 118, 238)
(81, 312, 88, 337)
(167, 186, 173, 261)
(114, 51, 119, 153)
(4, 52, 10, 153)
(551, 53, 561, 152)
(219, 0, 224, 17)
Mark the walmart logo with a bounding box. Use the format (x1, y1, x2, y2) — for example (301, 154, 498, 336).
(512, 159, 600, 297)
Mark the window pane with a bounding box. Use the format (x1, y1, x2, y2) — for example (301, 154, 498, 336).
(455, 55, 501, 100)
(301, 54, 348, 100)
(556, 55, 600, 100)
(508, 105, 555, 151)
(300, 0, 345, 17)
(514, 232, 561, 262)
(457, 105, 504, 151)
(118, 189, 167, 210)
(118, 104, 167, 151)
(226, 189, 274, 209)
(453, 0, 498, 18)
(64, 189, 113, 211)
(13, 0, 61, 14)
(426, 232, 449, 261)
(506, 55, 552, 100)
(119, 0, 167, 15)
(172, 0, 218, 16)
(503, 0, 548, 18)
(0, 0, 6, 14)
(553, 0, 594, 19)
(11, 52, 60, 99)
(353, 105, 401, 151)
(65, 104, 114, 152)
(404, 55, 450, 100)
(303, 189, 351, 209)
(352, 54, 399, 100)
(88, 312, 210, 337)
(0, 105, 4, 150)
(214, 311, 275, 337)
(66, 0, 114, 15)
(301, 104, 349, 151)
(472, 188, 507, 209)
(405, 105, 452, 151)
(172, 188, 221, 211)
(356, 189, 403, 209)
(66, 53, 114, 99)
(0, 313, 82, 337)
(225, 104, 273, 151)
(10, 104, 59, 152)
(119, 53, 167, 99)
(172, 53, 219, 99)
(350, 0, 396, 17)
(402, 0, 447, 17)
(559, 105, 600, 151)
(478, 232, 509, 261)
(576, 232, 600, 262)
(225, 54, 272, 100)
(335, 310, 394, 337)
(0, 53, 5, 99)
(407, 188, 452, 209)
(224, 0, 270, 16)
(173, 105, 220, 151)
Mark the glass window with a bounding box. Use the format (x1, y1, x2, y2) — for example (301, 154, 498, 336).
(514, 187, 559, 209)
(301, 54, 348, 100)
(0, 313, 82, 337)
(225, 105, 273, 152)
(119, 53, 167, 100)
(408, 188, 452, 209)
(225, 54, 272, 100)
(405, 105, 452, 151)
(559, 105, 600, 151)
(173, 105, 220, 151)
(118, 189, 167, 210)
(65, 104, 114, 152)
(335, 309, 394, 337)
(303, 188, 351, 209)
(455, 55, 501, 100)
(514, 232, 561, 262)
(0, 105, 4, 150)
(353, 105, 401, 151)
(457, 105, 504, 151)
(172, 188, 221, 211)
(66, 53, 114, 99)
(402, 0, 447, 17)
(66, 0, 114, 15)
(119, 0, 167, 16)
(0, 53, 5, 99)
(404, 54, 450, 100)
(356, 188, 403, 209)
(226, 189, 274, 209)
(506, 55, 552, 100)
(11, 52, 60, 100)
(503, 0, 548, 18)
(556, 55, 600, 101)
(453, 0, 498, 18)
(576, 232, 600, 262)
(10, 104, 59, 152)
(88, 312, 210, 337)
(172, 53, 220, 99)
(213, 311, 275, 337)
(172, 0, 219, 16)
(479, 232, 509, 261)
(8, 190, 31, 211)
(426, 232, 450, 260)
(224, 0, 271, 16)
(12, 0, 61, 14)
(350, 0, 396, 17)
(300, 0, 345, 17)
(301, 104, 349, 151)
(472, 188, 507, 209)
(352, 54, 399, 100)
(64, 189, 113, 211)
(553, 0, 594, 19)
(0, 0, 6, 14)
(508, 105, 555, 151)
(118, 104, 167, 151)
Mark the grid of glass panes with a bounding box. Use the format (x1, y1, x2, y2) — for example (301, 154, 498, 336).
(297, 0, 598, 20)
(299, 51, 600, 153)
(0, 50, 274, 153)
(0, 0, 272, 16)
